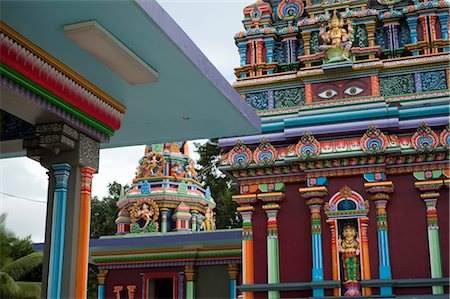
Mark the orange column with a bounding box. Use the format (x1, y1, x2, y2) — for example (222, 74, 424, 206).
(326, 219, 340, 296)
(75, 167, 96, 299)
(359, 217, 372, 295)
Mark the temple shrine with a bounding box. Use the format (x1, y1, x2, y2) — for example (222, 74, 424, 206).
(90, 0, 448, 298)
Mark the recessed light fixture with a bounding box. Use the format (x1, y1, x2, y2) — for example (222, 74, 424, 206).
(182, 116, 190, 120)
(64, 20, 158, 84)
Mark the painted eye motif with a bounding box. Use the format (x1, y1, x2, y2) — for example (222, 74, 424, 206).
(318, 89, 338, 99)
(344, 86, 364, 96)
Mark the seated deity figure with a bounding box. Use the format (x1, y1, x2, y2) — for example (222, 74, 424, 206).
(338, 223, 361, 296)
(319, 10, 353, 63)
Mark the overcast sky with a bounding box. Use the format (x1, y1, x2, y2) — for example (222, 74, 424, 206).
(0, 0, 254, 243)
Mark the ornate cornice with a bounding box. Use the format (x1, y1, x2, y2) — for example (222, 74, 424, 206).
(0, 22, 125, 133)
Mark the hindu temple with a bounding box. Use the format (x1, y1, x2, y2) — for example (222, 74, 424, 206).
(89, 0, 449, 298)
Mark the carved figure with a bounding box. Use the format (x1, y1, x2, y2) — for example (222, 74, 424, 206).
(338, 224, 361, 296)
(200, 206, 216, 231)
(170, 162, 186, 180)
(130, 200, 159, 233)
(319, 11, 353, 63)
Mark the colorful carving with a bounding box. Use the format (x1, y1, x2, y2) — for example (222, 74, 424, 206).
(319, 11, 353, 63)
(276, 0, 304, 20)
(274, 87, 305, 108)
(136, 151, 165, 178)
(380, 74, 415, 96)
(246, 92, 268, 110)
(439, 123, 449, 149)
(421, 71, 447, 92)
(360, 124, 388, 154)
(411, 122, 439, 152)
(129, 199, 159, 233)
(339, 224, 362, 296)
(228, 140, 253, 168)
(253, 138, 277, 166)
(295, 131, 320, 160)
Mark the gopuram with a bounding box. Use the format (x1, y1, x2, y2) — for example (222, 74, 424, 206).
(89, 0, 449, 298)
(218, 0, 449, 298)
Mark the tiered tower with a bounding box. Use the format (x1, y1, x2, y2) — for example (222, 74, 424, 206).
(115, 142, 216, 235)
(220, 0, 449, 298)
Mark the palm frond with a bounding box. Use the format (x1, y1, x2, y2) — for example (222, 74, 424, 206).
(0, 271, 20, 297)
(15, 281, 42, 299)
(1, 252, 43, 281)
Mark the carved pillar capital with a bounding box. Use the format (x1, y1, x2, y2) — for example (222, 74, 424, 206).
(184, 265, 196, 282)
(227, 263, 240, 281)
(24, 122, 100, 171)
(97, 269, 108, 285)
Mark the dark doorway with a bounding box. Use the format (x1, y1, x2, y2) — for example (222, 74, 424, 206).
(148, 278, 174, 299)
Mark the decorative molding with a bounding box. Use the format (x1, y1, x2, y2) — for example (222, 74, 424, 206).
(0, 22, 124, 131)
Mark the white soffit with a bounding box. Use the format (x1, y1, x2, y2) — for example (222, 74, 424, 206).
(64, 20, 158, 85)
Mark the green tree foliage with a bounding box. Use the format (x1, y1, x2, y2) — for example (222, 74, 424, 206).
(0, 214, 43, 299)
(90, 181, 125, 239)
(195, 139, 241, 229)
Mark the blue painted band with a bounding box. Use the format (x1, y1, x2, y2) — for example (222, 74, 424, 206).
(98, 285, 105, 299)
(230, 279, 236, 299)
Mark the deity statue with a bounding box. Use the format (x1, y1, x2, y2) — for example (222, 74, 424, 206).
(319, 10, 353, 63)
(338, 224, 361, 296)
(130, 201, 159, 233)
(200, 205, 216, 231)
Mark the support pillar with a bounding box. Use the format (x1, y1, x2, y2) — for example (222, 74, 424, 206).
(113, 286, 123, 299)
(97, 269, 108, 299)
(263, 204, 281, 299)
(185, 265, 196, 299)
(264, 38, 275, 63)
(160, 208, 169, 233)
(415, 178, 444, 295)
(359, 217, 372, 296)
(24, 123, 100, 299)
(75, 166, 96, 299)
(233, 194, 257, 299)
(326, 219, 340, 296)
(227, 263, 239, 299)
(365, 180, 394, 295)
(300, 186, 327, 297)
(48, 163, 71, 299)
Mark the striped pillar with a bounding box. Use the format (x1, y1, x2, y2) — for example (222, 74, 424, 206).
(160, 208, 169, 233)
(365, 181, 394, 295)
(97, 269, 108, 299)
(227, 263, 239, 299)
(415, 179, 444, 295)
(48, 163, 71, 299)
(75, 166, 96, 299)
(359, 217, 372, 296)
(259, 192, 284, 299)
(185, 265, 196, 299)
(326, 219, 340, 296)
(191, 210, 198, 231)
(300, 186, 327, 297)
(263, 204, 281, 299)
(233, 193, 257, 299)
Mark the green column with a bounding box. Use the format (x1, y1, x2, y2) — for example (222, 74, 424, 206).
(185, 265, 195, 299)
(160, 208, 169, 233)
(263, 204, 280, 299)
(415, 179, 444, 295)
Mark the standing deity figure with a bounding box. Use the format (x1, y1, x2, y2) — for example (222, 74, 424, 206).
(200, 206, 216, 231)
(338, 224, 361, 296)
(319, 10, 353, 63)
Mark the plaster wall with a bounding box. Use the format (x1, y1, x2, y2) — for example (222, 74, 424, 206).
(196, 265, 230, 299)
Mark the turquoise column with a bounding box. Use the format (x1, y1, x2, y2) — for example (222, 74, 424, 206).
(415, 179, 444, 295)
(300, 186, 327, 297)
(48, 163, 71, 299)
(263, 204, 281, 299)
(438, 13, 449, 52)
(406, 17, 419, 56)
(365, 180, 394, 296)
(237, 42, 248, 67)
(227, 264, 239, 299)
(97, 269, 107, 299)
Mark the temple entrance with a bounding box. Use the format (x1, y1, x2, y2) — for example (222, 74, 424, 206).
(147, 278, 174, 299)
